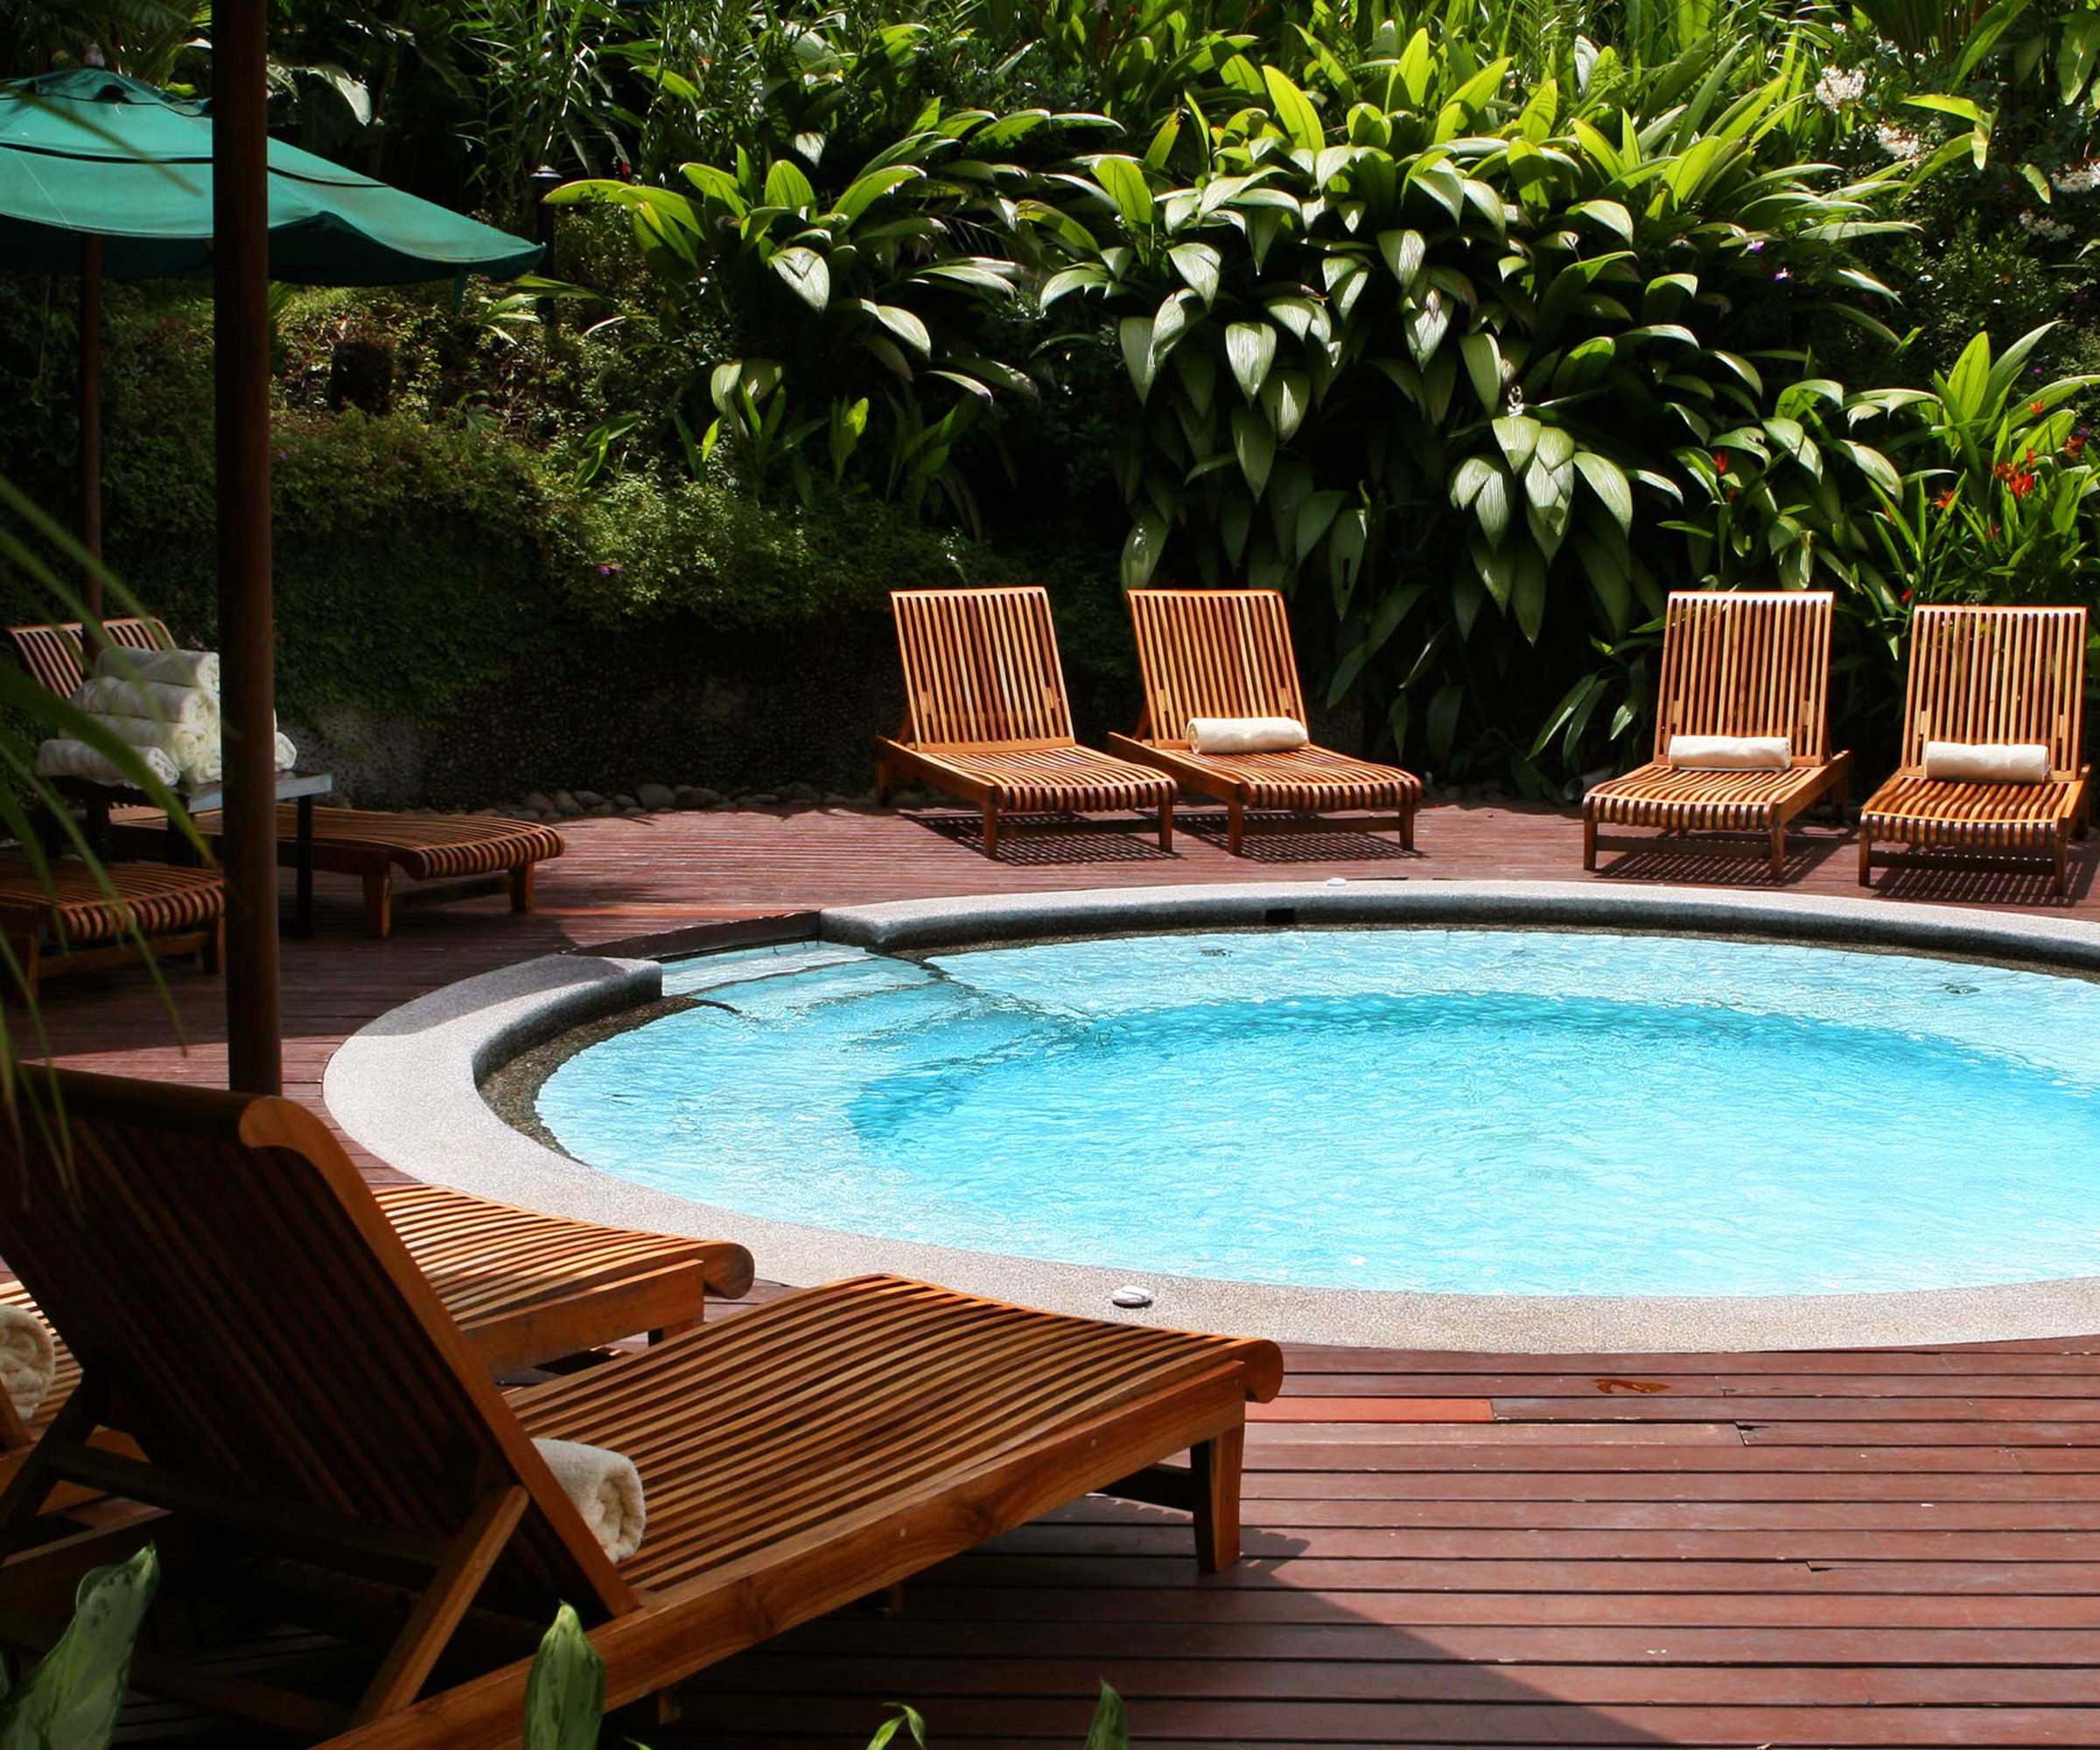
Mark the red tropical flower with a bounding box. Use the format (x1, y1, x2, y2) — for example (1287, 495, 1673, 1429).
(1933, 487, 1957, 510)
(1712, 452, 1730, 475)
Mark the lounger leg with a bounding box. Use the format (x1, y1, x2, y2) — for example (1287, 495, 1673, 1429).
(982, 803, 1000, 859)
(509, 862, 535, 915)
(1398, 788, 1415, 851)
(362, 871, 393, 940)
(1158, 794, 1174, 850)
(1227, 802, 1244, 857)
(876, 753, 893, 807)
(1768, 819, 1786, 882)
(201, 916, 224, 976)
(1581, 810, 1597, 872)
(2054, 834, 2069, 898)
(648, 1317, 702, 1344)
(1191, 1425, 1245, 1574)
(1857, 831, 1874, 889)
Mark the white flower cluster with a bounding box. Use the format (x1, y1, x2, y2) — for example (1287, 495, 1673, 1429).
(1815, 66, 1866, 108)
(2019, 209, 2076, 241)
(1874, 122, 1924, 159)
(2052, 163, 2100, 195)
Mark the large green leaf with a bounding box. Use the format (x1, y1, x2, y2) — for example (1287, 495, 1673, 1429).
(1231, 406, 1277, 496)
(1094, 156, 1157, 230)
(769, 247, 830, 311)
(1262, 66, 1326, 153)
(1226, 323, 1279, 402)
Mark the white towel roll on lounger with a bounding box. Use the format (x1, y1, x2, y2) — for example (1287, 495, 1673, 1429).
(70, 676, 219, 738)
(93, 646, 219, 694)
(1186, 716, 1309, 755)
(37, 737, 181, 788)
(1665, 734, 1792, 772)
(274, 732, 297, 772)
(1923, 740, 2053, 784)
(533, 1438, 646, 1561)
(0, 1304, 57, 1424)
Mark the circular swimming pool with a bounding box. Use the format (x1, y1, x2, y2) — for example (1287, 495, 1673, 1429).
(534, 928, 2100, 1298)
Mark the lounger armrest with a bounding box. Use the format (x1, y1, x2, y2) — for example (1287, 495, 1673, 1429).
(695, 1240, 757, 1299)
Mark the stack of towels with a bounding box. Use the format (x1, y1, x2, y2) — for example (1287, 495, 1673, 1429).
(37, 646, 297, 790)
(0, 1303, 56, 1429)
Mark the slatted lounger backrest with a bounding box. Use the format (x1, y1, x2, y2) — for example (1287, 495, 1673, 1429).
(1902, 604, 2088, 776)
(1126, 589, 1308, 741)
(1650, 592, 1834, 765)
(4, 616, 173, 699)
(0, 1068, 628, 1620)
(891, 587, 1076, 748)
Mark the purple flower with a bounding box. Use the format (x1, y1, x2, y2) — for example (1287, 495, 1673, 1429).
(1773, 269, 1790, 282)
(275, 448, 289, 460)
(1746, 239, 1766, 253)
(597, 564, 612, 576)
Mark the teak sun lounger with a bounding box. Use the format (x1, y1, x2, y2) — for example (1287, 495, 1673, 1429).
(1858, 603, 2091, 895)
(0, 1070, 1282, 1747)
(7, 618, 567, 938)
(0, 850, 222, 997)
(1582, 590, 1852, 879)
(876, 586, 1177, 856)
(1108, 587, 1423, 853)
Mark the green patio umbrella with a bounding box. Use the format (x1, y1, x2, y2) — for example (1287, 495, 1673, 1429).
(0, 59, 543, 1095)
(0, 67, 542, 592)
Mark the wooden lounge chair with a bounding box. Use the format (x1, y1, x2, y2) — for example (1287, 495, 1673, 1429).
(1858, 604, 2091, 895)
(1108, 587, 1423, 854)
(0, 1069, 1282, 1746)
(7, 618, 566, 938)
(0, 1178, 755, 1479)
(876, 586, 1176, 856)
(1582, 590, 1852, 879)
(0, 850, 222, 997)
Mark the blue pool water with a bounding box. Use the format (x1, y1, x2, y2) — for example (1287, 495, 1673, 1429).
(536, 929, 2100, 1297)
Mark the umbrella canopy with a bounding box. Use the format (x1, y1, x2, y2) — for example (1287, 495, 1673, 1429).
(0, 68, 542, 282)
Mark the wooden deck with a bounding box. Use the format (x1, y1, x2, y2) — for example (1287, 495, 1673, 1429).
(22, 801, 2100, 1747)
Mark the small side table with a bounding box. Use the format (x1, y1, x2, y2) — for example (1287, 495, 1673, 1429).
(57, 770, 336, 939)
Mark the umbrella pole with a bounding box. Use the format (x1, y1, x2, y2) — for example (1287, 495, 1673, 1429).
(214, 0, 282, 1096)
(78, 235, 102, 620)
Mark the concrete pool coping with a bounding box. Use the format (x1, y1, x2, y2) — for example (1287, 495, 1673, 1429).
(325, 878, 2100, 1352)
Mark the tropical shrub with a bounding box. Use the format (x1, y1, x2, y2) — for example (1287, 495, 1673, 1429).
(1032, 24, 1920, 776)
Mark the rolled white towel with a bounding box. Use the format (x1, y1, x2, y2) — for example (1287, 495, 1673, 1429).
(72, 676, 219, 738)
(1666, 733, 1792, 772)
(533, 1438, 645, 1562)
(37, 737, 181, 788)
(274, 731, 297, 772)
(94, 645, 219, 694)
(1186, 715, 1309, 756)
(1923, 739, 2053, 784)
(0, 1304, 57, 1425)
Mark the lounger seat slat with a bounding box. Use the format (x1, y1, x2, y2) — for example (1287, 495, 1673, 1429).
(513, 1274, 1278, 1592)
(0, 853, 223, 946)
(1585, 760, 1837, 830)
(0, 851, 224, 996)
(1, 1183, 752, 1454)
(5, 618, 566, 937)
(1581, 591, 1850, 878)
(1112, 588, 1421, 854)
(0, 1072, 1278, 1745)
(889, 743, 1173, 813)
(878, 588, 1175, 854)
(177, 805, 568, 884)
(1858, 605, 2091, 894)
